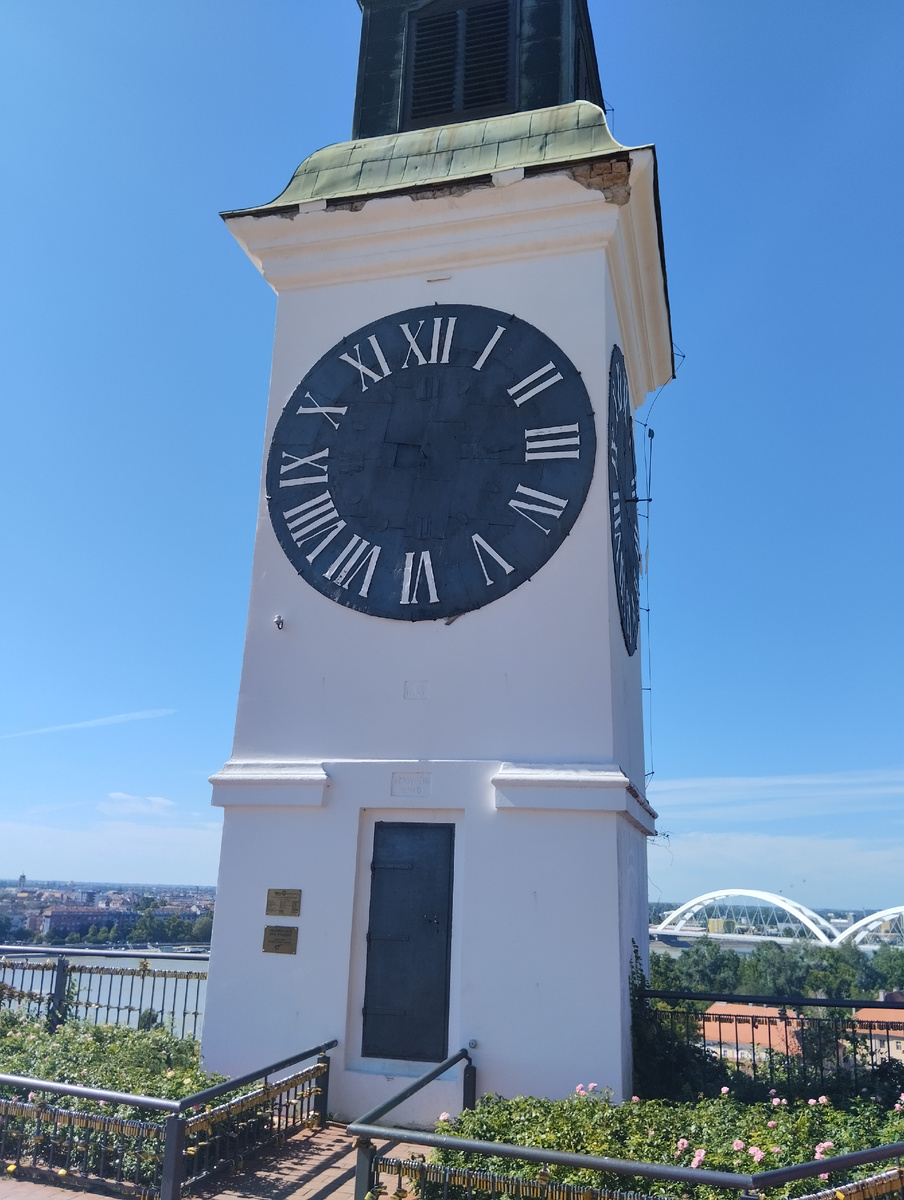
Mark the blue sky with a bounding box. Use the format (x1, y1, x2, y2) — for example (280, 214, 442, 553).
(1, 2, 901, 907)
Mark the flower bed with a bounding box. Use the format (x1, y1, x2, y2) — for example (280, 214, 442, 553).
(431, 1087, 904, 1199)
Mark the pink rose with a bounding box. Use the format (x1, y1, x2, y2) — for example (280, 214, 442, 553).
(818, 1096, 829, 1105)
(733, 1140, 745, 1151)
(819, 1174, 829, 1181)
(676, 1139, 689, 1151)
(808, 1099, 817, 1106)
(772, 1097, 781, 1106)
(575, 1085, 586, 1095)
(749, 1148, 765, 1164)
(631, 1096, 640, 1102)
(895, 1104, 902, 1112)
(588, 1083, 597, 1091)
(691, 1150, 705, 1169)
(767, 1121, 777, 1128)
(438, 1113, 450, 1122)
(771, 1147, 781, 1155)
(721, 1086, 730, 1094)
(769, 1089, 777, 1096)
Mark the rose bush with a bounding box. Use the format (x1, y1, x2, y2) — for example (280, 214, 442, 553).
(432, 1087, 904, 1200)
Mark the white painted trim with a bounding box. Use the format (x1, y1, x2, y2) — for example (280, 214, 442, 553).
(607, 148, 673, 404)
(492, 762, 656, 832)
(209, 760, 329, 807)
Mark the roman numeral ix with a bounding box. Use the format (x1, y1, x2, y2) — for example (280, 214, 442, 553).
(278, 448, 329, 487)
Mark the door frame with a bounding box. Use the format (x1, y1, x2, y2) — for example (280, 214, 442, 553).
(344, 807, 464, 1077)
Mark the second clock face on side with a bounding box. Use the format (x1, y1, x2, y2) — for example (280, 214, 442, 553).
(607, 344, 640, 655)
(266, 304, 597, 621)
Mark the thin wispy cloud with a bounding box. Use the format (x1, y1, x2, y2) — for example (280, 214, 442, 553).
(0, 709, 175, 740)
(649, 767, 904, 825)
(648, 830, 904, 911)
(97, 792, 176, 818)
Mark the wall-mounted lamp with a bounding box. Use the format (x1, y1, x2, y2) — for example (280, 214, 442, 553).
(274, 615, 284, 630)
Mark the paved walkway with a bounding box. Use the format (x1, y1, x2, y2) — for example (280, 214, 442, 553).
(0, 1125, 423, 1200)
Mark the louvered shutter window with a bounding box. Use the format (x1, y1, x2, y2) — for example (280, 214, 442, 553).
(408, 0, 511, 126)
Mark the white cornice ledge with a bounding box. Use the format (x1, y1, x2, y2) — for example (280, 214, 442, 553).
(492, 762, 656, 832)
(209, 760, 329, 807)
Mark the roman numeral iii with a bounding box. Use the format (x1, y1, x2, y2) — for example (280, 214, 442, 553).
(524, 424, 580, 461)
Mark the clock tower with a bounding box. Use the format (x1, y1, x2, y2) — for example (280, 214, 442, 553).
(202, 0, 672, 1123)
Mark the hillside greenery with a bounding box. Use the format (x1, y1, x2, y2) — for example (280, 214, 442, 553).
(650, 940, 904, 998)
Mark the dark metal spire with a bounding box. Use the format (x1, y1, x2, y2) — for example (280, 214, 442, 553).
(352, 0, 604, 139)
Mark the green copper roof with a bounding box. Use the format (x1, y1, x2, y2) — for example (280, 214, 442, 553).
(224, 101, 626, 217)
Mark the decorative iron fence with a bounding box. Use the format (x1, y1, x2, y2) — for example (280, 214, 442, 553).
(0, 954, 208, 1038)
(0, 1039, 336, 1198)
(637, 989, 904, 1102)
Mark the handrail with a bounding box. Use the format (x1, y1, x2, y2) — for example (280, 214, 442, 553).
(0, 1040, 339, 1116)
(353, 1049, 471, 1127)
(348, 1124, 904, 1192)
(0, 945, 210, 960)
(644, 988, 904, 1010)
(0, 1072, 180, 1112)
(176, 1039, 338, 1111)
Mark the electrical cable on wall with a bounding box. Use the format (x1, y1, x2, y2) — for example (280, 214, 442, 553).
(635, 343, 685, 785)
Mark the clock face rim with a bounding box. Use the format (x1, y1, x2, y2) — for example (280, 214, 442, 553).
(607, 344, 640, 656)
(265, 303, 597, 622)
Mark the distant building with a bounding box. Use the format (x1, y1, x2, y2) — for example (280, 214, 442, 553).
(853, 993, 904, 1064)
(704, 1002, 803, 1059)
(41, 907, 138, 938)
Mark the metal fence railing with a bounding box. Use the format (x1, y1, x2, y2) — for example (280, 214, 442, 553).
(0, 1039, 336, 1198)
(638, 989, 904, 1101)
(0, 954, 208, 1038)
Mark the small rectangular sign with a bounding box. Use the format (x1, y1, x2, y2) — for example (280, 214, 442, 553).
(262, 926, 298, 955)
(391, 771, 432, 797)
(266, 888, 302, 917)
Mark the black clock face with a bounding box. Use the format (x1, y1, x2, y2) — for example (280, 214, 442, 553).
(607, 345, 640, 655)
(266, 304, 597, 621)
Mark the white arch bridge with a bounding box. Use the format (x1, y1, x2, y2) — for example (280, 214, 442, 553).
(651, 890, 904, 948)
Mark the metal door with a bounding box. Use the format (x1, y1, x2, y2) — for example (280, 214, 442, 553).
(362, 822, 454, 1061)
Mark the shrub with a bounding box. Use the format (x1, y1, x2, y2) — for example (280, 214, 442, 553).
(432, 1089, 904, 1200)
(0, 1008, 223, 1121)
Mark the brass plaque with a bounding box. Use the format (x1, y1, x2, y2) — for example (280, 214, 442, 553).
(262, 925, 298, 955)
(266, 888, 301, 917)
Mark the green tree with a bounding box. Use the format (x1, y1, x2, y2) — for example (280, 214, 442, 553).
(671, 938, 742, 993)
(802, 942, 873, 998)
(740, 940, 809, 995)
(871, 945, 904, 993)
(191, 913, 213, 942)
(131, 913, 166, 942)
